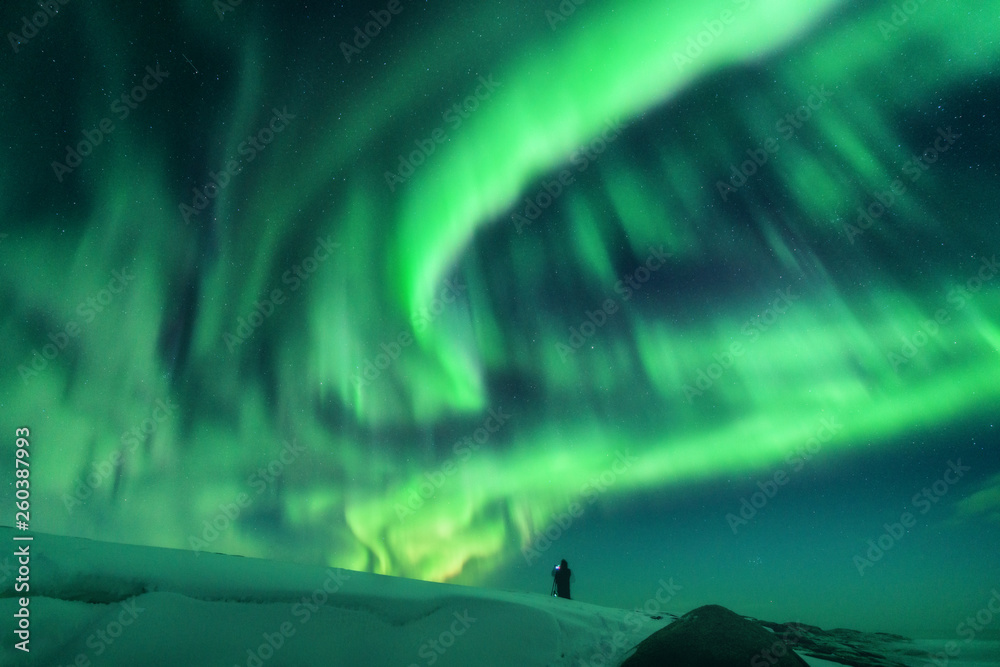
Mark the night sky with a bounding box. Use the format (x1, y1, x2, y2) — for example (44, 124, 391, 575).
(2, 0, 999, 640)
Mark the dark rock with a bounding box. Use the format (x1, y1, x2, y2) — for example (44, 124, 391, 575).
(621, 604, 808, 667)
(756, 618, 914, 667)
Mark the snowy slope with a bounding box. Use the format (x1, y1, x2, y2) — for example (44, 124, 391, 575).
(0, 527, 675, 666)
(1, 528, 995, 667)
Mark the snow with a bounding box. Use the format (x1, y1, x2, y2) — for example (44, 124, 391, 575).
(2, 527, 997, 666)
(0, 527, 674, 666)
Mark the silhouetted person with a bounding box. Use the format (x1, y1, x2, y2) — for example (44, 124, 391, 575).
(552, 559, 572, 599)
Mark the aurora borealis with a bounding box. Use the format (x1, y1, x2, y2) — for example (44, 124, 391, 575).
(2, 0, 999, 640)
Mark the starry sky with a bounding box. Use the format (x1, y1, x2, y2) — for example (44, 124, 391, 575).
(1, 0, 999, 640)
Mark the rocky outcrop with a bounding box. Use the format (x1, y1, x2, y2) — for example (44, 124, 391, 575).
(755, 620, 912, 667)
(621, 604, 809, 666)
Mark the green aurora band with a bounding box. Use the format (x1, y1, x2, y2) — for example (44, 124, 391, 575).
(2, 0, 999, 634)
